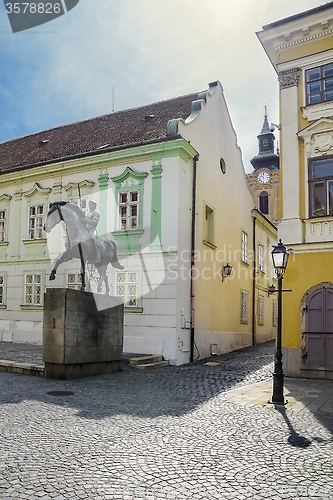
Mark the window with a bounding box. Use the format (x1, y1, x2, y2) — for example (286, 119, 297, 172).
(28, 204, 44, 240)
(24, 273, 43, 305)
(70, 197, 88, 216)
(0, 210, 6, 242)
(272, 300, 277, 327)
(257, 296, 264, 325)
(258, 244, 264, 272)
(241, 291, 249, 324)
(220, 158, 226, 174)
(118, 190, 139, 230)
(308, 157, 333, 217)
(0, 274, 5, 305)
(242, 231, 248, 263)
(306, 63, 333, 105)
(259, 191, 269, 215)
(67, 273, 83, 290)
(204, 204, 214, 245)
(115, 270, 138, 307)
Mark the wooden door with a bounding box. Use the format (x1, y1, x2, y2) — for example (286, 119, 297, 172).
(305, 288, 333, 366)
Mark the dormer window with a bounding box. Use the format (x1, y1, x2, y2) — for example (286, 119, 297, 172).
(306, 63, 333, 105)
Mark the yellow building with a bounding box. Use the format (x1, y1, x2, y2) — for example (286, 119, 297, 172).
(257, 3, 333, 378)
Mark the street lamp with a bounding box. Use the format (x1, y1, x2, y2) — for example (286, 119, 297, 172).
(271, 239, 289, 405)
(221, 263, 232, 282)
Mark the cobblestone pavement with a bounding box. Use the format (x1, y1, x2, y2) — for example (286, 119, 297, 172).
(0, 341, 332, 500)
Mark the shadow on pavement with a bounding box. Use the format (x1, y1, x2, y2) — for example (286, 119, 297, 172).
(0, 341, 275, 420)
(274, 406, 312, 448)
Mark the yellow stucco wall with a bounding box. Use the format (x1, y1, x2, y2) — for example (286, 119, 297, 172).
(278, 38, 333, 65)
(282, 251, 333, 348)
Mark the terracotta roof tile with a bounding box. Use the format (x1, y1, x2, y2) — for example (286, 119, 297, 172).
(0, 92, 198, 174)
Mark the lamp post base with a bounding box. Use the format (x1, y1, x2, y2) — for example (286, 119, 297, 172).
(269, 371, 287, 405)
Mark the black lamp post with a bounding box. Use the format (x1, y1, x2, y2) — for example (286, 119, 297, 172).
(271, 239, 289, 405)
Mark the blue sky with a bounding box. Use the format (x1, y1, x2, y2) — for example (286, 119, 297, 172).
(0, 0, 327, 172)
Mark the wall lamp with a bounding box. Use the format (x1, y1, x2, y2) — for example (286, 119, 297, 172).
(222, 263, 232, 282)
(269, 123, 282, 132)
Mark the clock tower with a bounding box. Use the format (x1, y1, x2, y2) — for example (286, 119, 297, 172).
(247, 108, 280, 225)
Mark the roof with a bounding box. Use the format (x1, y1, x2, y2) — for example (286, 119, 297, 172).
(262, 1, 333, 30)
(0, 92, 198, 174)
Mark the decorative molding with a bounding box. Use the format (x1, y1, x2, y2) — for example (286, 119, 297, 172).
(0, 194, 12, 203)
(120, 178, 140, 188)
(275, 28, 333, 52)
(111, 166, 148, 186)
(64, 180, 95, 192)
(314, 132, 333, 153)
(305, 218, 333, 243)
(23, 182, 51, 198)
(278, 68, 300, 89)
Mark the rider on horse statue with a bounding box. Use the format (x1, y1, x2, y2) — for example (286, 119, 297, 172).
(85, 200, 102, 263)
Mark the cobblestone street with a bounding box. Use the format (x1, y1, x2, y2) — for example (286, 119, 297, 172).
(0, 341, 332, 500)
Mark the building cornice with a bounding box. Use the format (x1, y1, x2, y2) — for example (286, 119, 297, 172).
(0, 138, 198, 189)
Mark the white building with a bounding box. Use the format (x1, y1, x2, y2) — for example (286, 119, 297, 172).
(0, 81, 277, 364)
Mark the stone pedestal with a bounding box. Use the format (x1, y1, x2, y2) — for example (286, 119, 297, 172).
(43, 288, 124, 379)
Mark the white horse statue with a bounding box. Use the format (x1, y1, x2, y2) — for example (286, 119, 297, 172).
(44, 201, 123, 293)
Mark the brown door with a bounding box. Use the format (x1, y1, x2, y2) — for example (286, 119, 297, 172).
(305, 287, 333, 366)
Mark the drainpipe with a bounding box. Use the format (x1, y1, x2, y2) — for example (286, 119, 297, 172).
(252, 216, 256, 346)
(190, 154, 199, 362)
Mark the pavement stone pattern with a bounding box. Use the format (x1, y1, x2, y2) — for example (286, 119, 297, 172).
(0, 340, 332, 500)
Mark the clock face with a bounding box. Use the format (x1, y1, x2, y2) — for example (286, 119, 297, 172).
(258, 172, 270, 184)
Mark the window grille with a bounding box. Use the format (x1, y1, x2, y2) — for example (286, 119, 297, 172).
(115, 270, 138, 307)
(258, 244, 264, 272)
(67, 273, 83, 290)
(0, 275, 5, 305)
(257, 296, 264, 325)
(0, 210, 6, 242)
(24, 274, 43, 305)
(241, 291, 249, 323)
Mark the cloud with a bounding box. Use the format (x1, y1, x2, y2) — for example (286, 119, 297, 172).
(0, 0, 327, 171)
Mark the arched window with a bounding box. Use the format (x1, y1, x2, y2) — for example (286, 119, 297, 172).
(259, 191, 269, 215)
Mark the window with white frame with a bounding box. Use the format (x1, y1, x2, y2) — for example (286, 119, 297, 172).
(242, 231, 248, 263)
(118, 191, 139, 230)
(115, 270, 138, 307)
(0, 274, 5, 305)
(258, 244, 264, 272)
(306, 63, 333, 105)
(24, 273, 43, 305)
(70, 197, 89, 216)
(257, 295, 264, 325)
(204, 204, 214, 245)
(67, 273, 83, 290)
(0, 210, 6, 242)
(272, 300, 277, 327)
(241, 290, 249, 324)
(28, 204, 44, 240)
(308, 157, 333, 217)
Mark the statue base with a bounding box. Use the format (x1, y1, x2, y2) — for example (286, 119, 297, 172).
(43, 288, 124, 380)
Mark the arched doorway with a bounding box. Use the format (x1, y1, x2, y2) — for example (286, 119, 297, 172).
(303, 286, 333, 366)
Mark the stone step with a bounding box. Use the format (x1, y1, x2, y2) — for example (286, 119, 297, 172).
(129, 355, 163, 366)
(135, 360, 169, 370)
(0, 359, 44, 377)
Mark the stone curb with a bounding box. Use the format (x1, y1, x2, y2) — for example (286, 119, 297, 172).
(0, 359, 44, 377)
